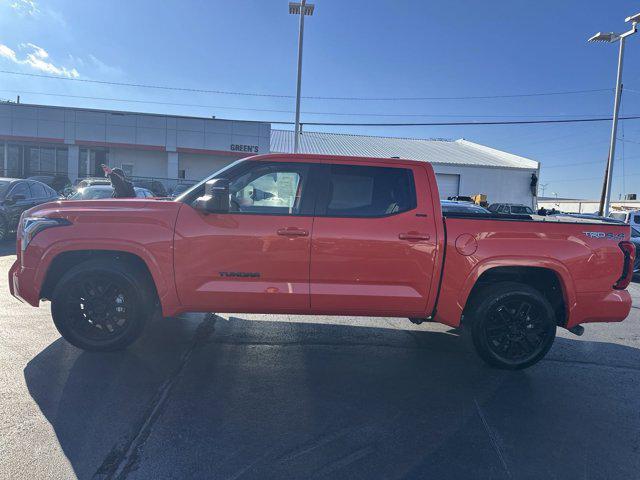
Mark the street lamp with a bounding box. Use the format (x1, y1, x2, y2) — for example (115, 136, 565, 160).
(589, 13, 640, 216)
(289, 1, 315, 154)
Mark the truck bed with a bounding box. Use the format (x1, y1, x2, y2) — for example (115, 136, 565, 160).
(442, 211, 626, 226)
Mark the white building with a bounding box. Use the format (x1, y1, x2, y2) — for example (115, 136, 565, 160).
(272, 130, 539, 205)
(0, 103, 540, 204)
(538, 197, 640, 214)
(0, 102, 271, 190)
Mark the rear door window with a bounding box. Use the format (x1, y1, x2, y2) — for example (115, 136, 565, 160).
(10, 182, 30, 199)
(29, 182, 47, 198)
(317, 164, 416, 217)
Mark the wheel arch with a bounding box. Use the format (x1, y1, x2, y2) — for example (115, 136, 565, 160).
(460, 259, 576, 327)
(41, 249, 159, 307)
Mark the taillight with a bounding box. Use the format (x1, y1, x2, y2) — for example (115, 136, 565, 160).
(613, 241, 635, 290)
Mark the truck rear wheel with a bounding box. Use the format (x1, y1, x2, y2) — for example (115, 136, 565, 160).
(468, 281, 556, 369)
(51, 258, 154, 351)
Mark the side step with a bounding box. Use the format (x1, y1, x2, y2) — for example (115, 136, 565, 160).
(568, 325, 585, 336)
(408, 317, 433, 325)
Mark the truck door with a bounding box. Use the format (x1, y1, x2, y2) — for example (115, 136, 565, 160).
(310, 162, 437, 316)
(174, 161, 318, 313)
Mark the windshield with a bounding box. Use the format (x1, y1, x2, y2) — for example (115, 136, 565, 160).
(510, 205, 533, 214)
(174, 158, 248, 202)
(69, 187, 114, 200)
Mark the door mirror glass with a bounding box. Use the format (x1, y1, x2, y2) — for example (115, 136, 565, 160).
(194, 178, 230, 214)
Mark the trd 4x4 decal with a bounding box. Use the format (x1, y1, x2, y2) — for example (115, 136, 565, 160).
(583, 231, 625, 240)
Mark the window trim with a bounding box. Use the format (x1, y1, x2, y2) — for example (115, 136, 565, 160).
(314, 163, 418, 219)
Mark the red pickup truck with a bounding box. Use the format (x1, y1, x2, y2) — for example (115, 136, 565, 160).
(8, 154, 634, 369)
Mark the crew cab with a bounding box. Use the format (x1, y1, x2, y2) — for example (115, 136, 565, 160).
(8, 154, 634, 369)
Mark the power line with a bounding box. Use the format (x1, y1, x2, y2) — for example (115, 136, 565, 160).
(0, 69, 613, 101)
(542, 160, 604, 169)
(298, 116, 640, 126)
(1, 89, 626, 119)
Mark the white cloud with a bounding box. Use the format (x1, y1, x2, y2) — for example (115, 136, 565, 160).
(9, 0, 39, 16)
(0, 42, 80, 78)
(0, 44, 18, 63)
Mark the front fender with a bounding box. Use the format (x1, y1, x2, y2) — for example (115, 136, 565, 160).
(31, 238, 181, 317)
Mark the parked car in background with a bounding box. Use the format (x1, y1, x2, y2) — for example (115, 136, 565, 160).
(608, 209, 640, 230)
(75, 177, 111, 189)
(132, 179, 168, 197)
(441, 200, 491, 215)
(67, 185, 154, 200)
(488, 203, 535, 215)
(0, 178, 59, 240)
(170, 183, 197, 198)
(27, 174, 71, 194)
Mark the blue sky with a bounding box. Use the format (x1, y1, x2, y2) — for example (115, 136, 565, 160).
(1, 0, 640, 199)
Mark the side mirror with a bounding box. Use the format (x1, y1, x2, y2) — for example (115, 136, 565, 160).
(194, 178, 230, 214)
(5, 194, 24, 204)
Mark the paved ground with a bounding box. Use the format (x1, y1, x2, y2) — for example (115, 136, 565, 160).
(1, 239, 639, 480)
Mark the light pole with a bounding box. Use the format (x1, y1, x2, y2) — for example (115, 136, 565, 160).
(289, 1, 315, 153)
(589, 12, 640, 216)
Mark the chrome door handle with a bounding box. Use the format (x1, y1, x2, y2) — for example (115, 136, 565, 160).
(399, 232, 430, 241)
(277, 227, 309, 237)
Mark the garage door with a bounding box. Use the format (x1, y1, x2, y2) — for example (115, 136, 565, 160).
(435, 174, 460, 199)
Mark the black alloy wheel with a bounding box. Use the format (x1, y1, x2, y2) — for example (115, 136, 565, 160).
(51, 258, 154, 351)
(470, 282, 557, 369)
(61, 275, 132, 341)
(484, 297, 549, 363)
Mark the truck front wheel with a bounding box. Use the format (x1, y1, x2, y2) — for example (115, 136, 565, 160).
(51, 258, 154, 351)
(468, 281, 556, 369)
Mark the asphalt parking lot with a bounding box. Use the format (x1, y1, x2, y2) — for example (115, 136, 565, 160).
(1, 240, 639, 480)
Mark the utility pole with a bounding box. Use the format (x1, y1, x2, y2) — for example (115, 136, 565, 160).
(539, 183, 548, 197)
(589, 13, 640, 216)
(289, 1, 315, 154)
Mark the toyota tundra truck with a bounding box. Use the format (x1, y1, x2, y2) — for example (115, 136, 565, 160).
(8, 154, 635, 369)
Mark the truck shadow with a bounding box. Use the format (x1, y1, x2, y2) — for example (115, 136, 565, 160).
(24, 317, 640, 480)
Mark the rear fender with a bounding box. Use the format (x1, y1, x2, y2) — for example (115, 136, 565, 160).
(459, 256, 577, 323)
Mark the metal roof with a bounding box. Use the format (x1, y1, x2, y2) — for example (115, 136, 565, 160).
(270, 130, 539, 170)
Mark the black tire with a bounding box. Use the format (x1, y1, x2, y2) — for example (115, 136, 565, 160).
(467, 281, 556, 370)
(0, 216, 9, 241)
(51, 257, 155, 351)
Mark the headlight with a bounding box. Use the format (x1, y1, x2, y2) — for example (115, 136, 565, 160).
(20, 217, 71, 252)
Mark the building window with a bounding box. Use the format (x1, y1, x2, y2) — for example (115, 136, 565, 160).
(121, 163, 134, 177)
(40, 148, 55, 174)
(7, 145, 22, 177)
(17, 145, 69, 176)
(56, 148, 68, 174)
(178, 169, 186, 179)
(29, 147, 40, 174)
